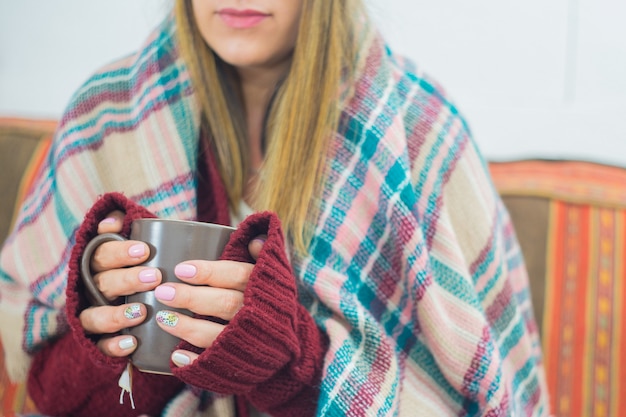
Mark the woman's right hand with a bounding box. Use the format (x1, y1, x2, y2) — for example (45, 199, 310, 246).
(78, 211, 162, 358)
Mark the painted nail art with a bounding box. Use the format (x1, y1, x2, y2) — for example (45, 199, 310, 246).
(156, 311, 178, 327)
(124, 304, 142, 319)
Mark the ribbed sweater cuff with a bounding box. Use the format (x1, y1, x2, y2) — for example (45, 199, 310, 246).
(173, 212, 327, 412)
(66, 192, 156, 368)
(66, 193, 326, 416)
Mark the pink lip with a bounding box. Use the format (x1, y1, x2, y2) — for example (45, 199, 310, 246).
(217, 8, 269, 29)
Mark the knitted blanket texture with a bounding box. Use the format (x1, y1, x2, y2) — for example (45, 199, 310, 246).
(0, 17, 549, 417)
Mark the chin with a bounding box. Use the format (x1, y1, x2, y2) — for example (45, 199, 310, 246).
(221, 55, 265, 68)
(213, 45, 264, 67)
(218, 50, 289, 73)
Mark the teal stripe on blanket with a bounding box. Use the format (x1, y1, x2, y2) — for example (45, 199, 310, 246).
(55, 73, 192, 160)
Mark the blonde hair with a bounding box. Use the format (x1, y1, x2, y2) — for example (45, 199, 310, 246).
(175, 0, 362, 251)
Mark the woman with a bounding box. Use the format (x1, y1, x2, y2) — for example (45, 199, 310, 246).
(0, 0, 549, 416)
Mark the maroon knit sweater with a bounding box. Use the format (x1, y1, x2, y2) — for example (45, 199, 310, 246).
(26, 147, 328, 416)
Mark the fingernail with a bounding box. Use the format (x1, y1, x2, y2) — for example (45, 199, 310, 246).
(118, 337, 135, 350)
(155, 285, 175, 301)
(100, 217, 116, 225)
(253, 237, 266, 245)
(156, 310, 178, 327)
(124, 304, 142, 319)
(138, 268, 157, 283)
(172, 351, 191, 366)
(174, 263, 197, 278)
(128, 243, 146, 258)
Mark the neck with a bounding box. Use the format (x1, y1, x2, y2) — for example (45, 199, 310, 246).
(236, 60, 291, 202)
(236, 60, 291, 167)
(237, 62, 289, 121)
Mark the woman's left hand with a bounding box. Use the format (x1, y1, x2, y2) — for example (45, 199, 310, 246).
(154, 236, 266, 368)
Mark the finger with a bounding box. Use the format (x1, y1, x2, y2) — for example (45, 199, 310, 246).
(171, 349, 199, 368)
(155, 310, 225, 348)
(173, 260, 252, 291)
(154, 283, 243, 320)
(248, 235, 266, 261)
(80, 303, 146, 334)
(93, 266, 161, 301)
(97, 210, 125, 234)
(90, 240, 150, 273)
(96, 334, 138, 357)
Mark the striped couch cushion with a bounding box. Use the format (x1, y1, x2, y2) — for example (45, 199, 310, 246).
(0, 117, 55, 417)
(490, 159, 626, 417)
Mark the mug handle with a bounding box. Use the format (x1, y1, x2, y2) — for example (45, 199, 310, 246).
(80, 233, 127, 306)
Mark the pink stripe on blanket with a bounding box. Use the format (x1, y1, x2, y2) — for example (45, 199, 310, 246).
(28, 308, 46, 348)
(427, 290, 487, 349)
(60, 50, 181, 121)
(406, 92, 444, 166)
(348, 340, 395, 415)
(9, 180, 54, 236)
(418, 117, 466, 248)
(56, 80, 192, 158)
(461, 326, 505, 408)
(125, 174, 196, 216)
(349, 40, 384, 111)
(505, 332, 540, 384)
(417, 290, 491, 388)
(152, 108, 194, 176)
(335, 169, 383, 257)
(484, 280, 514, 325)
(471, 234, 503, 295)
(419, 112, 463, 191)
(429, 226, 470, 269)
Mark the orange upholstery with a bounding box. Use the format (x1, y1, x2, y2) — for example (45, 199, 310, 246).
(491, 160, 626, 417)
(0, 117, 56, 416)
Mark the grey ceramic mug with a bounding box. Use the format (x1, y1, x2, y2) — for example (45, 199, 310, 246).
(80, 218, 235, 375)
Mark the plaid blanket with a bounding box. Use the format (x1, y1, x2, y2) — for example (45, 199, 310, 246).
(0, 15, 549, 417)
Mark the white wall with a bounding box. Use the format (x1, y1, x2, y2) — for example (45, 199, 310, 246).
(1, 1, 625, 166)
(0, 1, 169, 116)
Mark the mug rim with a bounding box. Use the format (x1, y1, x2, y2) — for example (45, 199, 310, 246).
(133, 218, 236, 231)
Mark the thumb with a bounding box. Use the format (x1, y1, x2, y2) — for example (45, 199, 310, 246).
(247, 235, 267, 261)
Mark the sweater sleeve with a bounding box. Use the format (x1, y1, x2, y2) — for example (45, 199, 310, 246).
(27, 331, 184, 417)
(31, 192, 328, 416)
(27, 192, 185, 417)
(172, 212, 328, 417)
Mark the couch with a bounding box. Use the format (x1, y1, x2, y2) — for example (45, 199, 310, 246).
(1, 117, 625, 416)
(0, 118, 54, 416)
